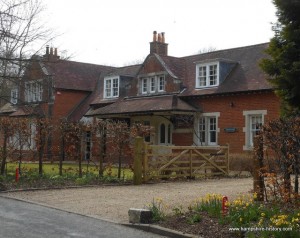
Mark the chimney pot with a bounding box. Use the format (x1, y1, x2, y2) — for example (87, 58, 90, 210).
(153, 31, 157, 42)
(46, 45, 49, 55)
(50, 47, 53, 55)
(161, 32, 165, 43)
(158, 33, 162, 42)
(54, 48, 58, 56)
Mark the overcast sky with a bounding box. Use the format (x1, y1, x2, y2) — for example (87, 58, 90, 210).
(42, 0, 277, 66)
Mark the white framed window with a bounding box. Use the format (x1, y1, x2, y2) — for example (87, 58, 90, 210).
(142, 78, 148, 94)
(196, 62, 219, 88)
(139, 75, 165, 94)
(158, 76, 165, 91)
(25, 80, 43, 102)
(10, 88, 18, 104)
(243, 110, 267, 150)
(150, 77, 156, 93)
(196, 112, 220, 146)
(104, 76, 119, 98)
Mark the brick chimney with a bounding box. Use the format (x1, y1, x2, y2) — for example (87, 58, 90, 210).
(43, 45, 60, 61)
(150, 31, 168, 55)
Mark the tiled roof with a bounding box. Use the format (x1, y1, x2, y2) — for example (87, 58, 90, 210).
(0, 103, 17, 115)
(10, 105, 45, 117)
(156, 54, 186, 80)
(179, 43, 271, 96)
(44, 60, 115, 91)
(86, 94, 199, 117)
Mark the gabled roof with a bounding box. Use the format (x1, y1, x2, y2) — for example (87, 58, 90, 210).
(43, 60, 115, 91)
(86, 94, 199, 117)
(155, 54, 186, 80)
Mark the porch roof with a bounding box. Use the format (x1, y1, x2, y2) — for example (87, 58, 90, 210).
(86, 94, 200, 117)
(9, 105, 45, 117)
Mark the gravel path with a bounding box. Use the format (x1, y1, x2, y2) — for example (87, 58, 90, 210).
(1, 178, 252, 223)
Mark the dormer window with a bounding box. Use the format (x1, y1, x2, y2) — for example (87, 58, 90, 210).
(104, 76, 119, 98)
(25, 80, 43, 102)
(196, 62, 219, 88)
(140, 75, 165, 94)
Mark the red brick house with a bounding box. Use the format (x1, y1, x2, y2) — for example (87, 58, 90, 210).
(86, 31, 280, 154)
(0, 31, 281, 159)
(0, 47, 115, 158)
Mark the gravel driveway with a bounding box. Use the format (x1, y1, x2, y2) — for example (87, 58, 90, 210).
(1, 178, 252, 223)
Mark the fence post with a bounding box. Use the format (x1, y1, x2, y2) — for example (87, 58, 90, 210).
(253, 135, 264, 201)
(226, 144, 230, 175)
(133, 137, 143, 185)
(143, 143, 149, 182)
(189, 149, 193, 178)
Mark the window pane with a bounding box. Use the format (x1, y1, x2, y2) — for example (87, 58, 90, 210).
(209, 65, 217, 86)
(112, 78, 118, 96)
(199, 117, 206, 144)
(158, 76, 165, 91)
(198, 66, 207, 86)
(142, 78, 148, 93)
(208, 117, 217, 143)
(38, 82, 43, 101)
(250, 115, 262, 145)
(105, 79, 111, 97)
(11, 89, 18, 104)
(150, 77, 155, 92)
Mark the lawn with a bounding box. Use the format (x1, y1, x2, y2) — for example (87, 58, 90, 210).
(4, 162, 134, 179)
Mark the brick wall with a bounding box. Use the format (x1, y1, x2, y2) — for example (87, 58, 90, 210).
(173, 91, 280, 153)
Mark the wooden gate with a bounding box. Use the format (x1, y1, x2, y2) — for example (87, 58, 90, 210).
(142, 144, 229, 182)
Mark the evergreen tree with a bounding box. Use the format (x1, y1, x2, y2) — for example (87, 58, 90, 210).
(260, 0, 300, 116)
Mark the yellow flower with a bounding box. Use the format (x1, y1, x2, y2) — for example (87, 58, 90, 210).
(240, 218, 243, 222)
(261, 213, 265, 217)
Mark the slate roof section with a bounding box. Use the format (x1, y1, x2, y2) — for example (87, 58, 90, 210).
(180, 43, 271, 96)
(44, 60, 116, 91)
(0, 103, 17, 115)
(86, 94, 199, 116)
(156, 54, 186, 80)
(10, 105, 45, 117)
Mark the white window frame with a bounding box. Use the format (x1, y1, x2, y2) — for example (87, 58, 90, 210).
(158, 76, 165, 92)
(25, 80, 43, 103)
(150, 77, 156, 93)
(196, 62, 219, 88)
(142, 78, 148, 94)
(104, 76, 119, 99)
(140, 75, 165, 94)
(243, 110, 267, 150)
(11, 88, 18, 104)
(195, 112, 220, 146)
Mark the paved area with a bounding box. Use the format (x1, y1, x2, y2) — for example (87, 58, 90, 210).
(1, 178, 253, 223)
(0, 196, 166, 238)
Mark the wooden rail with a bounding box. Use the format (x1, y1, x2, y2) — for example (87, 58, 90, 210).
(141, 144, 229, 182)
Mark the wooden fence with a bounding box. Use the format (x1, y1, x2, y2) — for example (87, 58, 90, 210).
(133, 137, 230, 184)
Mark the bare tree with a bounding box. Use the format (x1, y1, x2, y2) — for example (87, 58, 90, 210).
(197, 46, 217, 54)
(0, 0, 53, 107)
